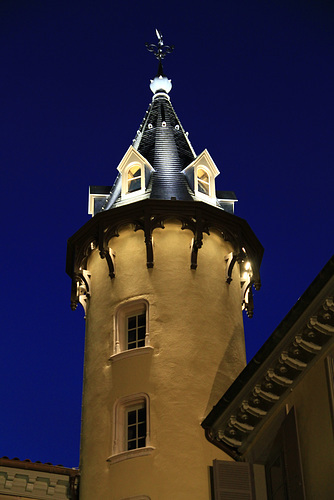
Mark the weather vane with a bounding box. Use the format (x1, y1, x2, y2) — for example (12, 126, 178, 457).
(145, 29, 174, 61)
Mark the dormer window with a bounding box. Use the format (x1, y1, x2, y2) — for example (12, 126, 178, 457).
(117, 146, 154, 202)
(182, 149, 220, 205)
(127, 164, 142, 193)
(197, 167, 210, 196)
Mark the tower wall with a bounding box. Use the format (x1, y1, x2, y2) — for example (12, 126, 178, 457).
(79, 220, 246, 499)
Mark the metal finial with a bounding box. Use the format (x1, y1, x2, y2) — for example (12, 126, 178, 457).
(145, 29, 174, 61)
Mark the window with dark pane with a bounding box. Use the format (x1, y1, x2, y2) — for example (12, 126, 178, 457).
(126, 404, 146, 450)
(127, 312, 146, 349)
(266, 451, 289, 500)
(127, 165, 142, 192)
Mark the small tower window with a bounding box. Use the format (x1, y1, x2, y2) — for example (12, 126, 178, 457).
(127, 164, 142, 193)
(127, 312, 146, 349)
(108, 393, 155, 463)
(126, 402, 146, 450)
(113, 299, 150, 356)
(197, 167, 210, 195)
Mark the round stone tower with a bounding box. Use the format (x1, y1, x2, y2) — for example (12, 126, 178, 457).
(66, 32, 263, 500)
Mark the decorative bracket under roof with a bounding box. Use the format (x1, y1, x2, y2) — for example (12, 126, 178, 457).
(67, 199, 263, 316)
(71, 268, 91, 317)
(225, 250, 258, 318)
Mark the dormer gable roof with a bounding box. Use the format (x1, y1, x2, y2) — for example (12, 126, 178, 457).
(117, 145, 153, 175)
(182, 149, 220, 204)
(183, 149, 220, 178)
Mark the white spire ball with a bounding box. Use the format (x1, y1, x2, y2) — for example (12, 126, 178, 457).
(150, 75, 172, 94)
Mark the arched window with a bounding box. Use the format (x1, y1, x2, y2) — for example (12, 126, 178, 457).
(112, 299, 151, 358)
(108, 393, 155, 464)
(127, 164, 142, 193)
(197, 167, 210, 196)
(182, 150, 219, 203)
(117, 146, 154, 201)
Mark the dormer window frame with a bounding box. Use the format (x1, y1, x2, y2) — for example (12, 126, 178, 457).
(182, 149, 220, 204)
(123, 162, 145, 198)
(195, 165, 212, 199)
(117, 146, 154, 201)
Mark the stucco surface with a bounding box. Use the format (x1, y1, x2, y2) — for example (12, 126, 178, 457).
(80, 222, 246, 499)
(248, 344, 334, 500)
(286, 349, 334, 499)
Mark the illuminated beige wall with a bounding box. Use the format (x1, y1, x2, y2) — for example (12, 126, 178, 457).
(250, 345, 334, 499)
(80, 221, 247, 499)
(285, 348, 334, 499)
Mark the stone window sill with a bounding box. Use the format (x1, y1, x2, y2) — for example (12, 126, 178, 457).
(109, 346, 153, 363)
(107, 446, 155, 464)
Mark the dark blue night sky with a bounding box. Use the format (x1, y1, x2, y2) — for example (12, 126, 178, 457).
(1, 0, 333, 467)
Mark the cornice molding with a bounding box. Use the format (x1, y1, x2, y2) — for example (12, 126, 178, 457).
(66, 199, 263, 314)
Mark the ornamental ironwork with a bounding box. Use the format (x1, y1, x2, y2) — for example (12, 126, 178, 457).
(145, 29, 174, 61)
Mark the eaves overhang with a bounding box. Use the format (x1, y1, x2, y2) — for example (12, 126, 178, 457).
(66, 199, 263, 311)
(0, 457, 79, 499)
(201, 254, 334, 460)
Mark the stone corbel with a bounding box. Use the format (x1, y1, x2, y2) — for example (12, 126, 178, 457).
(242, 280, 254, 318)
(181, 212, 209, 269)
(225, 249, 246, 284)
(190, 238, 199, 269)
(144, 216, 154, 269)
(71, 269, 91, 317)
(254, 384, 280, 403)
(295, 334, 321, 354)
(266, 367, 293, 387)
(100, 247, 115, 279)
(226, 249, 256, 317)
(134, 211, 164, 268)
(99, 223, 118, 279)
(308, 314, 334, 336)
(225, 252, 238, 284)
(242, 400, 267, 417)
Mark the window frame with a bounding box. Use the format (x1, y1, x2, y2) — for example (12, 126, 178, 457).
(126, 402, 146, 451)
(108, 393, 155, 464)
(194, 164, 215, 201)
(122, 162, 145, 198)
(126, 163, 143, 193)
(126, 311, 146, 350)
(196, 166, 211, 196)
(117, 146, 154, 202)
(110, 299, 152, 362)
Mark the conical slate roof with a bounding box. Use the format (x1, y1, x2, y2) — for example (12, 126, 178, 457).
(134, 90, 195, 201)
(89, 63, 236, 216)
